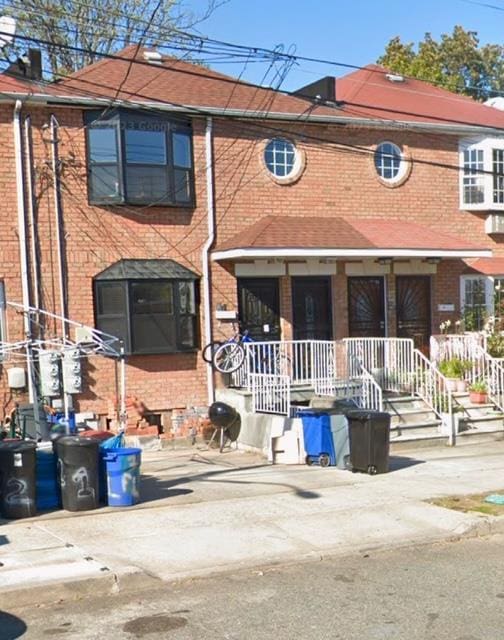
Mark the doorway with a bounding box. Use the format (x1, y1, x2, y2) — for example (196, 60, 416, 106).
(237, 278, 281, 341)
(292, 277, 333, 340)
(348, 276, 386, 337)
(396, 276, 431, 352)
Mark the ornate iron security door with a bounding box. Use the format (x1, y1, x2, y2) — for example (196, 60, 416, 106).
(292, 277, 333, 340)
(237, 278, 281, 341)
(396, 276, 431, 352)
(348, 277, 386, 337)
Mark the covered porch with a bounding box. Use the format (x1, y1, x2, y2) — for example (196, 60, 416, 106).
(211, 217, 502, 451)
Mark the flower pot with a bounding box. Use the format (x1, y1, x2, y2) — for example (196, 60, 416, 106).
(469, 391, 487, 404)
(456, 379, 467, 393)
(445, 378, 459, 392)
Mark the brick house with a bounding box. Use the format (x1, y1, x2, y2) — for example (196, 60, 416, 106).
(1, 47, 504, 429)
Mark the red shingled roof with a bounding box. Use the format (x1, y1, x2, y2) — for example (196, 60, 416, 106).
(57, 45, 335, 116)
(214, 216, 488, 255)
(464, 258, 504, 274)
(336, 64, 504, 129)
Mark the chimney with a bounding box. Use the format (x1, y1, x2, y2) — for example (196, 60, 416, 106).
(6, 48, 43, 81)
(293, 76, 337, 103)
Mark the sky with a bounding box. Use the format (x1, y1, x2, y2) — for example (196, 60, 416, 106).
(189, 0, 504, 89)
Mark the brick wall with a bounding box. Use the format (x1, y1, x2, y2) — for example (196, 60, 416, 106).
(0, 104, 499, 420)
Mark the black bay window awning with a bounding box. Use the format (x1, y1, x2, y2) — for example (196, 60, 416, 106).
(94, 258, 200, 281)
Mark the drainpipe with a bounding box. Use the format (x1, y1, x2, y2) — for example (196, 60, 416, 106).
(202, 117, 216, 405)
(24, 116, 41, 313)
(49, 115, 67, 338)
(13, 100, 35, 403)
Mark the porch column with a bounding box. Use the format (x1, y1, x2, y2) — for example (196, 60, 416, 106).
(279, 275, 293, 340)
(386, 273, 397, 337)
(333, 269, 348, 340)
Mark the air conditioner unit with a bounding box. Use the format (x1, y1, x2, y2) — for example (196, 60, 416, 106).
(485, 214, 504, 234)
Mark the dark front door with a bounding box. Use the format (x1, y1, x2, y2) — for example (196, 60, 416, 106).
(292, 277, 333, 340)
(348, 276, 386, 337)
(238, 278, 281, 341)
(396, 276, 431, 352)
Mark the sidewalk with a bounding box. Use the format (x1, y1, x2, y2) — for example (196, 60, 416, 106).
(1, 440, 504, 604)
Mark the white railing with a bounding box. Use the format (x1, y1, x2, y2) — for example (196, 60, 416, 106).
(412, 349, 455, 444)
(231, 340, 337, 390)
(467, 344, 504, 412)
(249, 372, 291, 416)
(430, 333, 486, 364)
(344, 338, 414, 392)
(349, 357, 383, 411)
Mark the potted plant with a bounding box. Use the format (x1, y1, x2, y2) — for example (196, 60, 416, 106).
(469, 380, 488, 404)
(438, 358, 464, 392)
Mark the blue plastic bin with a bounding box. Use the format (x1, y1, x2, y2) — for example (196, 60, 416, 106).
(102, 448, 141, 507)
(36, 445, 60, 510)
(299, 410, 336, 467)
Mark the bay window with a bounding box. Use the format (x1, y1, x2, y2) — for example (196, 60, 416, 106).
(85, 110, 194, 207)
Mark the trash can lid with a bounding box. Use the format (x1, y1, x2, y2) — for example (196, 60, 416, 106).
(0, 440, 37, 453)
(55, 436, 99, 448)
(345, 409, 390, 421)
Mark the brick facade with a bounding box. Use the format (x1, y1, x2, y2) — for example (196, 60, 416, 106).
(0, 91, 500, 422)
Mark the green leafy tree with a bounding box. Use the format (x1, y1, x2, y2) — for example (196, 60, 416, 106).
(2, 0, 225, 76)
(378, 26, 504, 101)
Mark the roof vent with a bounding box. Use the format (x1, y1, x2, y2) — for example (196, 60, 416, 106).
(143, 51, 163, 65)
(385, 73, 405, 83)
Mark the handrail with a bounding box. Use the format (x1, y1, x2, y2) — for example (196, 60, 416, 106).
(470, 344, 504, 412)
(349, 356, 383, 412)
(412, 348, 455, 444)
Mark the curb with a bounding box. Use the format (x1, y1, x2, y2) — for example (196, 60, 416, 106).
(0, 566, 161, 608)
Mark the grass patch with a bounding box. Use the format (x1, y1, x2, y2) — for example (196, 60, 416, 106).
(430, 492, 504, 516)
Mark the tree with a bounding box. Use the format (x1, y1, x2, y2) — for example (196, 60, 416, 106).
(378, 26, 504, 101)
(2, 0, 225, 76)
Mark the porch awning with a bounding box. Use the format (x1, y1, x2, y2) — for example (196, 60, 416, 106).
(95, 258, 199, 280)
(211, 216, 492, 261)
(463, 257, 504, 275)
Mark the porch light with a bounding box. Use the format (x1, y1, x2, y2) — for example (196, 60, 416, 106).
(376, 257, 393, 265)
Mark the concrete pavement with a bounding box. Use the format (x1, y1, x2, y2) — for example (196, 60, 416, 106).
(1, 441, 504, 604)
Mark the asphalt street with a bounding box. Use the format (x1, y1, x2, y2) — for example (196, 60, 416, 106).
(3, 534, 504, 640)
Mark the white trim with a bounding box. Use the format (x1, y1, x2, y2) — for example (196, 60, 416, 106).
(212, 247, 492, 261)
(460, 274, 494, 319)
(459, 136, 504, 211)
(345, 261, 390, 276)
(234, 261, 286, 276)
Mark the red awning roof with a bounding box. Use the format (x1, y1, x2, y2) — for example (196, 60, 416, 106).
(464, 258, 504, 275)
(212, 216, 491, 260)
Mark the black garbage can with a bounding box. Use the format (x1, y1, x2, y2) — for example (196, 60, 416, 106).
(55, 436, 99, 511)
(0, 440, 37, 519)
(346, 409, 391, 475)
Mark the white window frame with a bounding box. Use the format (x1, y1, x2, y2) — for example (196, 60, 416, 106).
(374, 141, 408, 184)
(263, 137, 303, 183)
(459, 136, 504, 211)
(460, 275, 496, 329)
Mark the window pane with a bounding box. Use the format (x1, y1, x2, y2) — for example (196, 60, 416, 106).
(125, 166, 169, 203)
(264, 138, 297, 178)
(178, 281, 195, 314)
(174, 168, 191, 203)
(97, 282, 126, 315)
(89, 165, 121, 201)
(374, 142, 401, 180)
(88, 128, 117, 163)
(132, 314, 177, 352)
(172, 132, 192, 168)
(463, 147, 485, 204)
(125, 130, 166, 165)
(493, 149, 504, 204)
(179, 316, 196, 348)
(131, 282, 173, 315)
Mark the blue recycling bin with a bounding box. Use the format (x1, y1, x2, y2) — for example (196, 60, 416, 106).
(102, 448, 142, 507)
(36, 445, 60, 510)
(299, 410, 336, 467)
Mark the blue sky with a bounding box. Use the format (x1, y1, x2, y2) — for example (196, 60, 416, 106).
(190, 0, 504, 89)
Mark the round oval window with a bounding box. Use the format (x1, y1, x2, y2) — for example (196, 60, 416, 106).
(374, 142, 405, 182)
(264, 138, 298, 179)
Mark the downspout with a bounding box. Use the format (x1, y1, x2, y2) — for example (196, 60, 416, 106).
(13, 100, 35, 402)
(49, 114, 67, 339)
(24, 116, 41, 313)
(202, 117, 216, 405)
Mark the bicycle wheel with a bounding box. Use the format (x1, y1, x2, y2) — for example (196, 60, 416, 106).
(213, 342, 245, 373)
(201, 340, 223, 364)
